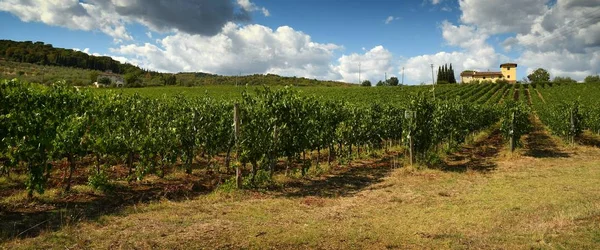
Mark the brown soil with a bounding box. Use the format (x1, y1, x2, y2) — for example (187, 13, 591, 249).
(525, 88, 533, 105)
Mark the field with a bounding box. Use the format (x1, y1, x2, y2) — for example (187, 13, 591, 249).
(2, 80, 600, 249)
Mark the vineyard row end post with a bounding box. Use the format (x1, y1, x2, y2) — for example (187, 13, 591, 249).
(234, 103, 242, 189)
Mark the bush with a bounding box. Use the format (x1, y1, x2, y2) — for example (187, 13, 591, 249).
(88, 171, 112, 191)
(243, 169, 275, 189)
(584, 75, 600, 83)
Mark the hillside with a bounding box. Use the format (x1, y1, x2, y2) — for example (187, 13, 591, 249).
(0, 40, 352, 87)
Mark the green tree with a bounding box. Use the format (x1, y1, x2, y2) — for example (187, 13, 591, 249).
(98, 77, 111, 85)
(90, 71, 99, 83)
(387, 76, 399, 86)
(527, 68, 550, 83)
(584, 75, 600, 83)
(361, 80, 372, 87)
(449, 64, 457, 83)
(443, 64, 449, 82)
(124, 72, 143, 87)
(553, 76, 577, 84)
(376, 80, 386, 86)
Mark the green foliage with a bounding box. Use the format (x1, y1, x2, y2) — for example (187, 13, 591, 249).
(500, 100, 532, 149)
(89, 71, 99, 84)
(528, 68, 550, 83)
(216, 176, 239, 193)
(88, 170, 111, 191)
(361, 80, 372, 87)
(437, 64, 456, 84)
(98, 77, 111, 85)
(243, 169, 275, 189)
(0, 39, 139, 74)
(537, 100, 584, 141)
(0, 40, 351, 87)
(124, 72, 144, 87)
(11, 78, 600, 194)
(584, 75, 600, 83)
(387, 77, 399, 86)
(553, 76, 577, 84)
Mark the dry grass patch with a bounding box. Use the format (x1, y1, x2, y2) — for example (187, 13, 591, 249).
(3, 136, 600, 249)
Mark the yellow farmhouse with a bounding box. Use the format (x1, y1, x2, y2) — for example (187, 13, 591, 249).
(460, 63, 517, 84)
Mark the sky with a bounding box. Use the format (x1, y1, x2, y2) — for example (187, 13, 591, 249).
(0, 0, 599, 85)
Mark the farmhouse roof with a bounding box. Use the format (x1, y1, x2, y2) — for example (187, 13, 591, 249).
(500, 63, 517, 67)
(460, 71, 503, 77)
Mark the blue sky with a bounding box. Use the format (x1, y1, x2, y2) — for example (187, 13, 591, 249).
(0, 0, 598, 84)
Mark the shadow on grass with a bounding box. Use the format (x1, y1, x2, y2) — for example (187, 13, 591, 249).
(0, 168, 222, 242)
(438, 129, 503, 173)
(524, 117, 570, 158)
(279, 154, 399, 198)
(577, 132, 600, 148)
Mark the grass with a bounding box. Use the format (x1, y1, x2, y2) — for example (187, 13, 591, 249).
(2, 129, 600, 249)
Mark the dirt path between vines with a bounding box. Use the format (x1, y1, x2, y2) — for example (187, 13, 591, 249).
(534, 88, 547, 104)
(525, 88, 533, 105)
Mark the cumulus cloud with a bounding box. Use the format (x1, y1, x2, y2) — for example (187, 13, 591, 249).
(458, 0, 600, 79)
(459, 0, 549, 34)
(403, 20, 508, 84)
(399, 0, 600, 82)
(109, 23, 343, 80)
(0, 0, 270, 40)
(333, 46, 395, 84)
(519, 49, 600, 80)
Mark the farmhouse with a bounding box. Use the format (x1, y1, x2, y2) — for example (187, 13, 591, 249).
(95, 71, 124, 87)
(460, 63, 517, 84)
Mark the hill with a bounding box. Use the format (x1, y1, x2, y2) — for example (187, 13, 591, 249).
(0, 40, 352, 87)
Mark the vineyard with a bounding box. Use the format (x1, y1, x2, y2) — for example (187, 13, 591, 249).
(2, 79, 600, 194)
(2, 79, 600, 248)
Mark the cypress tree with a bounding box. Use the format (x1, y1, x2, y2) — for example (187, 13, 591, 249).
(449, 64, 456, 83)
(437, 66, 442, 83)
(442, 64, 448, 82)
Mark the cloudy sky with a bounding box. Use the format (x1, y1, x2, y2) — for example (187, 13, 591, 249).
(0, 0, 599, 84)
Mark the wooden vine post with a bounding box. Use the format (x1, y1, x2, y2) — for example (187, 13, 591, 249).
(405, 110, 415, 166)
(234, 103, 242, 189)
(510, 111, 515, 152)
(570, 107, 575, 145)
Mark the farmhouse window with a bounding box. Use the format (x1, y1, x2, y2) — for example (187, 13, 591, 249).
(507, 75, 510, 79)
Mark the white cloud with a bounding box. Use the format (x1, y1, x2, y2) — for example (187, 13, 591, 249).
(237, 0, 270, 17)
(431, 0, 443, 5)
(459, 0, 549, 34)
(334, 46, 395, 84)
(109, 23, 343, 80)
(441, 20, 488, 49)
(385, 16, 399, 24)
(402, 19, 509, 84)
(109, 22, 398, 84)
(402, 49, 508, 84)
(146, 31, 152, 39)
(458, 0, 600, 80)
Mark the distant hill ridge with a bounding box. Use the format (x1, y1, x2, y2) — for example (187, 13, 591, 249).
(0, 39, 351, 87)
